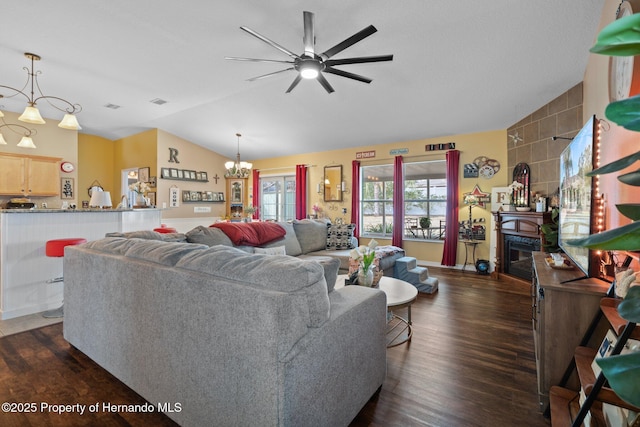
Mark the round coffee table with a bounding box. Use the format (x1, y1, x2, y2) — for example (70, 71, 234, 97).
(336, 275, 418, 347)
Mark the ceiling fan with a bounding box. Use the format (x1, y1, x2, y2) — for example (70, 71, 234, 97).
(225, 11, 393, 93)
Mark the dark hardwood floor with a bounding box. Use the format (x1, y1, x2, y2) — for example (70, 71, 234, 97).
(0, 268, 550, 427)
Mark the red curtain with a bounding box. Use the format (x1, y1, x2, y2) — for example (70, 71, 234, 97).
(351, 160, 360, 237)
(252, 169, 260, 220)
(441, 150, 460, 266)
(392, 156, 404, 248)
(295, 165, 307, 220)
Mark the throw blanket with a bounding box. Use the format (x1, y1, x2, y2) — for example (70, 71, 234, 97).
(210, 222, 286, 247)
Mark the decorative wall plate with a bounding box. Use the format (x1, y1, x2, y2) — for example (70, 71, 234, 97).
(479, 165, 495, 179)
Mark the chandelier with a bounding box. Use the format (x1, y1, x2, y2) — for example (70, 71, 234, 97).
(0, 52, 82, 133)
(224, 133, 252, 179)
(0, 113, 37, 148)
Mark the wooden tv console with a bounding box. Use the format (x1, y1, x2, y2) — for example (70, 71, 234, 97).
(531, 252, 611, 413)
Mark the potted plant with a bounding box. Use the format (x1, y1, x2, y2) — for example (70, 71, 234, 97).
(567, 12, 640, 408)
(419, 217, 431, 230)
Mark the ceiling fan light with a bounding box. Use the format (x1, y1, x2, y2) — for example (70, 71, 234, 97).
(19, 105, 46, 125)
(300, 67, 319, 79)
(17, 136, 37, 149)
(0, 133, 7, 145)
(58, 113, 81, 130)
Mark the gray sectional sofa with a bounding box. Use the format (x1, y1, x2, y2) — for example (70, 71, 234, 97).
(63, 237, 387, 427)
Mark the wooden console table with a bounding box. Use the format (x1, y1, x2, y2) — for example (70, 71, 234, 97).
(531, 252, 611, 413)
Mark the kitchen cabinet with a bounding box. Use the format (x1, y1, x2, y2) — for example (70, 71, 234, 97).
(0, 153, 62, 196)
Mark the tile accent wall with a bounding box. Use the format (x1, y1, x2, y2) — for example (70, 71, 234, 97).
(507, 82, 583, 199)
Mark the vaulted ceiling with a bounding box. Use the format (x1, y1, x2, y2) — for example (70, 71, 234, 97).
(0, 1, 604, 161)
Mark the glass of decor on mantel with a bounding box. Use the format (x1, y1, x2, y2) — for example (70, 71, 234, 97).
(129, 181, 150, 208)
(350, 239, 380, 287)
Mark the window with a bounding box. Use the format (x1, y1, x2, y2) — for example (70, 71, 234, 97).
(260, 176, 296, 221)
(360, 160, 446, 240)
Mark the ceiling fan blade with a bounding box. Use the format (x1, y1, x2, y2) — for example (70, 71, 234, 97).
(320, 25, 377, 59)
(240, 26, 300, 59)
(316, 73, 335, 93)
(285, 75, 303, 93)
(325, 54, 393, 66)
(247, 67, 295, 82)
(324, 67, 372, 84)
(303, 11, 315, 57)
(225, 56, 295, 64)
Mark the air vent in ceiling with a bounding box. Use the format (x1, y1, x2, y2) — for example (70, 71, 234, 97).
(104, 103, 121, 109)
(150, 98, 167, 105)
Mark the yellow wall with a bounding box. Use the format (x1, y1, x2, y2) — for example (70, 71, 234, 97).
(251, 129, 507, 264)
(78, 133, 114, 205)
(0, 110, 77, 208)
(156, 129, 229, 219)
(113, 129, 158, 204)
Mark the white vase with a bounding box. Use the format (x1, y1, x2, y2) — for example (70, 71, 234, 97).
(134, 192, 147, 207)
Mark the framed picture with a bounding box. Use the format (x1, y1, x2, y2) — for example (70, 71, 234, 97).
(190, 190, 202, 201)
(212, 192, 219, 201)
(170, 168, 179, 178)
(190, 170, 197, 180)
(161, 168, 170, 179)
(138, 167, 150, 183)
(200, 171, 208, 181)
(149, 176, 157, 188)
(203, 191, 214, 201)
(182, 190, 191, 202)
(491, 186, 510, 211)
(177, 169, 184, 179)
(170, 186, 179, 207)
(147, 191, 156, 206)
(218, 192, 225, 202)
(230, 180, 243, 203)
(197, 172, 203, 181)
(61, 178, 74, 199)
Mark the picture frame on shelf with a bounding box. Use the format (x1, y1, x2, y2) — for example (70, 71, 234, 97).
(138, 167, 150, 183)
(161, 168, 170, 179)
(203, 191, 214, 201)
(190, 190, 201, 201)
(170, 168, 179, 179)
(200, 171, 208, 181)
(190, 170, 197, 180)
(217, 192, 225, 202)
(182, 191, 191, 202)
(147, 191, 156, 206)
(177, 169, 184, 179)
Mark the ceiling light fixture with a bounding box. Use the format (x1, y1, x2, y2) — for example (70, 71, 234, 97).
(0, 114, 37, 148)
(298, 58, 321, 79)
(224, 133, 252, 179)
(0, 52, 82, 130)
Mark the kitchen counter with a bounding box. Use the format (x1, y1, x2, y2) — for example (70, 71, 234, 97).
(0, 209, 162, 319)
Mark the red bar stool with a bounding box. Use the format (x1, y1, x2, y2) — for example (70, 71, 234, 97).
(43, 237, 87, 318)
(153, 225, 177, 234)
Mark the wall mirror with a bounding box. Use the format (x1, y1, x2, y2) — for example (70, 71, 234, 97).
(324, 165, 342, 202)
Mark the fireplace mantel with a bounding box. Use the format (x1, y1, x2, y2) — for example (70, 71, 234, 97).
(493, 210, 552, 280)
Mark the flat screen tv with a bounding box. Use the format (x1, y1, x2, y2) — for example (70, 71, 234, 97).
(558, 114, 599, 279)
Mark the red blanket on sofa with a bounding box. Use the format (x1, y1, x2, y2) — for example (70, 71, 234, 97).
(210, 222, 286, 247)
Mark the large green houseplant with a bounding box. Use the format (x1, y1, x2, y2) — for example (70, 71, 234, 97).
(566, 11, 640, 408)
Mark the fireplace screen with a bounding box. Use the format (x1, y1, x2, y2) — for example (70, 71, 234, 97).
(503, 235, 541, 280)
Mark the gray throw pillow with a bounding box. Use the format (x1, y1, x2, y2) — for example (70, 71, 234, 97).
(293, 219, 330, 254)
(262, 222, 303, 256)
(185, 226, 233, 247)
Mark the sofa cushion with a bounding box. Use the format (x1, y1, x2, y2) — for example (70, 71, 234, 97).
(300, 256, 340, 292)
(261, 222, 303, 256)
(254, 246, 286, 255)
(176, 246, 330, 327)
(326, 223, 356, 250)
(185, 226, 233, 247)
(84, 237, 208, 267)
(105, 230, 187, 243)
(211, 222, 286, 247)
(293, 219, 330, 254)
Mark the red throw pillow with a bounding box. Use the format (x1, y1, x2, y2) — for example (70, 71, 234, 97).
(210, 222, 286, 246)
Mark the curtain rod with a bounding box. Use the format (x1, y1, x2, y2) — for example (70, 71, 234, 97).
(257, 164, 316, 172)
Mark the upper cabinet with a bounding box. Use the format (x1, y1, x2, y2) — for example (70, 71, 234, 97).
(0, 153, 62, 196)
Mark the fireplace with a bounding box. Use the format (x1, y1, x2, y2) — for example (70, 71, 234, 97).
(493, 211, 552, 281)
(503, 235, 541, 280)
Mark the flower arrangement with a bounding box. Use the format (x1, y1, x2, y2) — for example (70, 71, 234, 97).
(129, 181, 150, 194)
(312, 203, 321, 213)
(244, 204, 256, 215)
(350, 239, 378, 273)
(463, 194, 479, 205)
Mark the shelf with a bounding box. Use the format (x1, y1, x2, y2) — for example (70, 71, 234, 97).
(182, 201, 224, 204)
(550, 386, 605, 427)
(601, 298, 640, 340)
(160, 177, 209, 183)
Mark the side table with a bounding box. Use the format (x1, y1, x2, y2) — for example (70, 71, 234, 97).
(459, 239, 481, 272)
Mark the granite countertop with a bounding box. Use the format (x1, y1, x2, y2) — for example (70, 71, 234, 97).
(0, 208, 144, 213)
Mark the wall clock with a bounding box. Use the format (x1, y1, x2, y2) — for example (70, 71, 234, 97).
(609, 1, 640, 102)
(60, 161, 75, 173)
